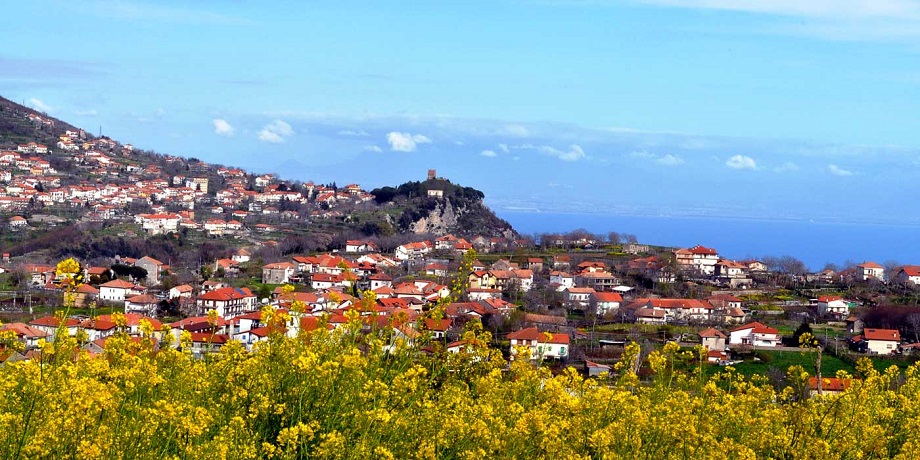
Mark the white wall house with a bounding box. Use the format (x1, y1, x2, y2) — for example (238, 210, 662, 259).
(728, 322, 780, 347)
(863, 328, 900, 355)
(507, 327, 570, 360)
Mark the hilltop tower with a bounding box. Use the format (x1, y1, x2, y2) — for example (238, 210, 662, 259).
(427, 169, 436, 180)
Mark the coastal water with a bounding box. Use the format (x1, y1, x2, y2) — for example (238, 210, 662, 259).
(498, 211, 920, 271)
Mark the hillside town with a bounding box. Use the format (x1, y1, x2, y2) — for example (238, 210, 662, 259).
(1, 99, 919, 382)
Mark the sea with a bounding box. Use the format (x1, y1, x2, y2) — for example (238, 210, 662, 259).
(498, 211, 920, 271)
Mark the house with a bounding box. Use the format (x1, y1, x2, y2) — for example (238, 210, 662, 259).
(675, 245, 719, 276)
(345, 240, 377, 253)
(507, 327, 570, 360)
(262, 262, 296, 284)
(714, 260, 752, 287)
(590, 291, 623, 315)
(169, 284, 194, 300)
(394, 241, 432, 260)
(196, 287, 258, 319)
(99, 279, 144, 302)
(368, 273, 393, 290)
(728, 322, 780, 347)
(552, 255, 571, 269)
(549, 271, 575, 291)
(525, 257, 544, 271)
(124, 294, 161, 316)
(425, 263, 448, 277)
(423, 318, 452, 339)
(232, 248, 252, 264)
(808, 377, 854, 397)
(857, 262, 885, 281)
(214, 258, 240, 276)
(134, 256, 166, 285)
(29, 316, 81, 339)
(563, 287, 595, 309)
(862, 328, 900, 355)
(585, 360, 612, 377)
(626, 298, 714, 323)
(817, 296, 850, 319)
(0, 323, 48, 349)
(575, 271, 618, 292)
(895, 266, 920, 285)
(8, 216, 28, 229)
(699, 328, 727, 352)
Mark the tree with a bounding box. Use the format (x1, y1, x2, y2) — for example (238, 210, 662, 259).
(607, 232, 621, 245)
(792, 319, 813, 345)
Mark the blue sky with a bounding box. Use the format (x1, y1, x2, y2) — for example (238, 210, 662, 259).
(3, 0, 920, 223)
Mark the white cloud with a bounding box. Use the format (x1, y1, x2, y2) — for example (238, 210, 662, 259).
(828, 164, 855, 176)
(337, 129, 369, 137)
(639, 1, 920, 20)
(629, 150, 657, 159)
(725, 154, 757, 170)
(638, 0, 920, 41)
(501, 124, 531, 138)
(775, 161, 799, 172)
(386, 132, 432, 152)
(259, 120, 294, 143)
(498, 143, 510, 153)
(480, 150, 498, 157)
(775, 162, 799, 173)
(74, 109, 97, 117)
(28, 98, 53, 112)
(655, 154, 685, 166)
(364, 145, 383, 153)
(213, 119, 234, 137)
(534, 144, 586, 161)
(629, 150, 686, 166)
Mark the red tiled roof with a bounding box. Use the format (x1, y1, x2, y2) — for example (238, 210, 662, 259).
(863, 328, 900, 342)
(730, 322, 779, 335)
(592, 292, 623, 302)
(817, 295, 843, 302)
(808, 377, 854, 392)
(699, 327, 726, 338)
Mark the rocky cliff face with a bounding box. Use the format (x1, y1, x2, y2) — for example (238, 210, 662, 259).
(409, 199, 459, 235)
(402, 197, 516, 238)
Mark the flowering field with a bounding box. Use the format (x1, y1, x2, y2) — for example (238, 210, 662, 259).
(2, 318, 920, 460)
(1, 259, 918, 459)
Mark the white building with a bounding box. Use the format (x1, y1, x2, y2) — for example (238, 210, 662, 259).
(728, 322, 780, 348)
(507, 327, 570, 360)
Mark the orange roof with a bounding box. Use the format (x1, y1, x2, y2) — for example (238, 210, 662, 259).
(808, 377, 854, 392)
(0, 322, 48, 338)
(817, 295, 843, 302)
(423, 318, 451, 332)
(863, 328, 900, 342)
(508, 327, 543, 341)
(858, 261, 882, 269)
(100, 279, 136, 289)
(592, 292, 623, 302)
(730, 322, 779, 335)
(698, 327, 726, 338)
(198, 287, 255, 301)
(631, 298, 712, 310)
(688, 245, 717, 255)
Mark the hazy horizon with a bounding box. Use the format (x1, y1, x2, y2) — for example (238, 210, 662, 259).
(4, 1, 919, 223)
